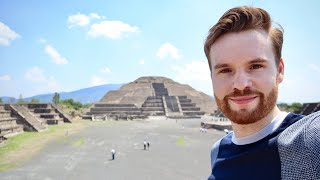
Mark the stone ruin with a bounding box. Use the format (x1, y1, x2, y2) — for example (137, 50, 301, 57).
(84, 76, 217, 120)
(0, 103, 71, 143)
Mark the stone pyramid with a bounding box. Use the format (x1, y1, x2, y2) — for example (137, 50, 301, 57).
(86, 76, 217, 119)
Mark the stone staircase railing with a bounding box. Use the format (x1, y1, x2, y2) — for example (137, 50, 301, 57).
(10, 104, 47, 132)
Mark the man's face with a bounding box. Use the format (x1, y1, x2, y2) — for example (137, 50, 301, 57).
(209, 29, 284, 124)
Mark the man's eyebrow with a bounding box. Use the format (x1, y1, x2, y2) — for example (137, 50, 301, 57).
(213, 58, 268, 70)
(249, 58, 268, 64)
(213, 63, 229, 70)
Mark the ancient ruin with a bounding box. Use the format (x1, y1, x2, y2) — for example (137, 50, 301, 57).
(84, 76, 217, 120)
(0, 103, 71, 143)
(296, 102, 320, 115)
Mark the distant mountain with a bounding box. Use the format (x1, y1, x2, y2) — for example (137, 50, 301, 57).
(0, 84, 123, 104)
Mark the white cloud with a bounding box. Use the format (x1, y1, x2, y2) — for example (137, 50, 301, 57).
(89, 13, 105, 20)
(25, 66, 46, 82)
(172, 61, 212, 95)
(88, 20, 139, 39)
(90, 75, 107, 86)
(68, 13, 91, 28)
(308, 64, 320, 74)
(45, 44, 69, 65)
(68, 12, 106, 29)
(100, 66, 111, 73)
(0, 22, 20, 46)
(0, 75, 11, 81)
(172, 61, 211, 81)
(139, 59, 145, 65)
(156, 42, 182, 60)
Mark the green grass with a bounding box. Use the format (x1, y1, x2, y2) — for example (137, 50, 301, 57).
(72, 137, 85, 147)
(176, 137, 187, 147)
(0, 119, 88, 172)
(0, 132, 37, 158)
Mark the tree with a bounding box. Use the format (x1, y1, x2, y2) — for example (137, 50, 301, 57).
(289, 102, 302, 112)
(31, 98, 40, 103)
(0, 98, 3, 103)
(52, 92, 60, 104)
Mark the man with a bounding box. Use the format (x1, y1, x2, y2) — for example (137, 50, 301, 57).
(143, 140, 147, 150)
(111, 149, 116, 160)
(204, 6, 320, 180)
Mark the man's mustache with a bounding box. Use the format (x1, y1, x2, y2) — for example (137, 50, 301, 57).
(224, 88, 261, 98)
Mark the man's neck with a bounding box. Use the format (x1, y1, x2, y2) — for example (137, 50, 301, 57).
(231, 107, 281, 138)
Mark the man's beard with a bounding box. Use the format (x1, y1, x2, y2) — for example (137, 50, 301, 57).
(215, 85, 278, 125)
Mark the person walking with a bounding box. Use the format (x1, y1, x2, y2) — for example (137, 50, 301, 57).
(143, 140, 147, 150)
(111, 149, 116, 160)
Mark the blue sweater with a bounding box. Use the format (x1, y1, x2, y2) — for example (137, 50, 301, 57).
(208, 111, 320, 180)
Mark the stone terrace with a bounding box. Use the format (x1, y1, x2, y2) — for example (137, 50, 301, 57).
(0, 104, 24, 143)
(0, 103, 71, 143)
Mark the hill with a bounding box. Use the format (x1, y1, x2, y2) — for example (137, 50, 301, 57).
(0, 84, 123, 104)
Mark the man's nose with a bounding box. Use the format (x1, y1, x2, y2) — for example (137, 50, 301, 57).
(232, 71, 252, 91)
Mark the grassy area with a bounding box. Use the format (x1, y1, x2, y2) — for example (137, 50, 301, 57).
(0, 119, 88, 172)
(176, 137, 187, 147)
(72, 137, 85, 147)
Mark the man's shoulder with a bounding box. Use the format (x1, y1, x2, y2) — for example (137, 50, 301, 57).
(278, 111, 320, 178)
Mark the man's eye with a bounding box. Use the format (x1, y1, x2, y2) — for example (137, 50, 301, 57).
(250, 64, 263, 69)
(219, 69, 231, 73)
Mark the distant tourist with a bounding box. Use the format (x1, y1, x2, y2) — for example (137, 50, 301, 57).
(111, 149, 116, 160)
(147, 141, 150, 150)
(204, 6, 320, 179)
(143, 140, 147, 150)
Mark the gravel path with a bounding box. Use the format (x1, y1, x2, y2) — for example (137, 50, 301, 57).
(0, 118, 224, 180)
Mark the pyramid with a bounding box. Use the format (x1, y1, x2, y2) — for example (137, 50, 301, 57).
(86, 76, 217, 119)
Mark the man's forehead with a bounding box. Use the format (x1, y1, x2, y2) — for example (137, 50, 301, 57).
(209, 29, 273, 65)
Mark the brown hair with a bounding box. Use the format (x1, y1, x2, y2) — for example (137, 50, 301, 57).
(204, 6, 283, 71)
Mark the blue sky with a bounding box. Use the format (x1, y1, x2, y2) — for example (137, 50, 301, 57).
(1, 0, 320, 103)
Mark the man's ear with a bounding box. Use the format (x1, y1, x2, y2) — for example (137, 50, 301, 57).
(277, 58, 284, 83)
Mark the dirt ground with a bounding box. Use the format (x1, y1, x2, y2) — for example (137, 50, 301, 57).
(0, 117, 225, 180)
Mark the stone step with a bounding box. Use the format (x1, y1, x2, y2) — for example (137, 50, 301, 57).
(147, 96, 163, 100)
(26, 103, 50, 109)
(46, 119, 64, 125)
(0, 121, 19, 127)
(183, 111, 205, 116)
(36, 113, 60, 119)
(0, 105, 5, 111)
(144, 99, 163, 103)
(182, 107, 201, 111)
(142, 110, 164, 113)
(90, 107, 140, 112)
(179, 99, 192, 103)
(178, 96, 187, 99)
(141, 107, 164, 111)
(32, 108, 55, 113)
(87, 111, 142, 115)
(179, 103, 196, 107)
(0, 117, 18, 122)
(0, 125, 24, 136)
(143, 112, 165, 116)
(0, 111, 11, 118)
(0, 117, 17, 122)
(94, 104, 137, 108)
(142, 103, 163, 107)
